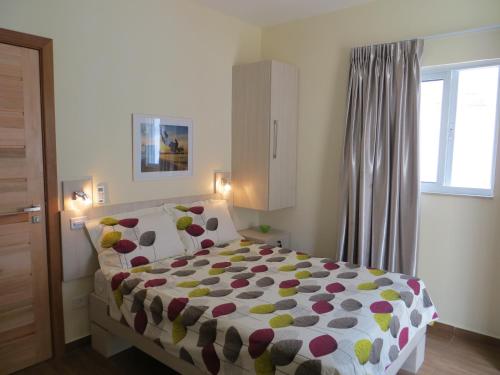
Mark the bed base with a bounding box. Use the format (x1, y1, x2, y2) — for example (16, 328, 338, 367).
(89, 293, 201, 374)
(387, 325, 426, 375)
(89, 292, 426, 374)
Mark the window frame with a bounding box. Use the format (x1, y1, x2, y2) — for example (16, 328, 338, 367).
(420, 59, 500, 198)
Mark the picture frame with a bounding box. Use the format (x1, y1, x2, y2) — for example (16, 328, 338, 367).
(132, 113, 193, 180)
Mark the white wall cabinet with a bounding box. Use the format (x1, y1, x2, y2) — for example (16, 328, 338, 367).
(232, 60, 298, 211)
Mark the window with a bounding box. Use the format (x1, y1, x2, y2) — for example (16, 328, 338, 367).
(420, 61, 500, 197)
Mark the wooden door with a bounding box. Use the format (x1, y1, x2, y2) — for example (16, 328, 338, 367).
(0, 42, 52, 374)
(268, 61, 298, 210)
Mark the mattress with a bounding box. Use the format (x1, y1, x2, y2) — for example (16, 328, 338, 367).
(98, 240, 437, 375)
(94, 269, 108, 300)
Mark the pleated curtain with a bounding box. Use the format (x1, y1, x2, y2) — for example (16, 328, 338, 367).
(338, 39, 424, 276)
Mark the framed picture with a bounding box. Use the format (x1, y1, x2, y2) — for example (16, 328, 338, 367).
(133, 114, 193, 180)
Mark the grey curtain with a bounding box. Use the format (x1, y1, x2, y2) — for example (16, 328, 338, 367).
(338, 39, 423, 276)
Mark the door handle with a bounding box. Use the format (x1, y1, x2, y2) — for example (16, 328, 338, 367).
(273, 120, 278, 159)
(23, 204, 41, 212)
(0, 205, 41, 216)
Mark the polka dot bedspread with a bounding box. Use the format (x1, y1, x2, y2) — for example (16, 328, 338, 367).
(101, 240, 437, 375)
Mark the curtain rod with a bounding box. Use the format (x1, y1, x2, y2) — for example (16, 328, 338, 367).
(420, 24, 500, 41)
(353, 24, 500, 49)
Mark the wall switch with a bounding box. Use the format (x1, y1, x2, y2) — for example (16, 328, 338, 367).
(70, 216, 88, 230)
(96, 183, 106, 205)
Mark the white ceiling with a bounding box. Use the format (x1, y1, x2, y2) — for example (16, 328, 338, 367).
(194, 0, 374, 27)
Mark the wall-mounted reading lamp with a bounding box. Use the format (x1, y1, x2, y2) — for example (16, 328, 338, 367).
(214, 171, 232, 196)
(71, 190, 92, 210)
(72, 191, 89, 201)
(220, 178, 232, 193)
(62, 177, 93, 212)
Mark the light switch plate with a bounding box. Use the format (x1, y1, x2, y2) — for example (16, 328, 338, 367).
(96, 184, 106, 204)
(70, 216, 88, 230)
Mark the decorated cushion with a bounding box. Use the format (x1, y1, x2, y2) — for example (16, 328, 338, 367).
(85, 208, 185, 269)
(164, 199, 241, 253)
(86, 207, 162, 250)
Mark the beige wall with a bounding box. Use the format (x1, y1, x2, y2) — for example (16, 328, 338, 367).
(420, 30, 500, 340)
(0, 0, 261, 342)
(260, 0, 500, 338)
(1, 0, 500, 343)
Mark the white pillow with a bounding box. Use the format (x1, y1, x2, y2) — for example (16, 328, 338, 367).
(164, 199, 241, 253)
(85, 207, 185, 270)
(85, 206, 163, 251)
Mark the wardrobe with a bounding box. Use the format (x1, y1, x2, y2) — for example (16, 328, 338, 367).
(232, 60, 298, 211)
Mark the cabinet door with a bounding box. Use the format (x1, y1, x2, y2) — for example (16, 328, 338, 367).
(232, 62, 272, 210)
(268, 62, 298, 210)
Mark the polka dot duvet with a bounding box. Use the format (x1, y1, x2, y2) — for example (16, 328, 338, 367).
(99, 239, 437, 375)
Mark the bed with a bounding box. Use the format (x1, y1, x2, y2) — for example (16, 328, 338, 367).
(62, 195, 437, 375)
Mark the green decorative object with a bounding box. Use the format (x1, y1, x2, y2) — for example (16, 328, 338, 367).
(259, 224, 271, 233)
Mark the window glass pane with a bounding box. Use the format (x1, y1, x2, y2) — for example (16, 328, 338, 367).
(420, 79, 444, 183)
(450, 66, 499, 189)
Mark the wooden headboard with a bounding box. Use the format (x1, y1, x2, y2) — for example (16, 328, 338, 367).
(61, 193, 220, 281)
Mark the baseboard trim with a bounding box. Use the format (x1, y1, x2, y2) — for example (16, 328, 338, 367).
(429, 322, 500, 346)
(65, 335, 91, 352)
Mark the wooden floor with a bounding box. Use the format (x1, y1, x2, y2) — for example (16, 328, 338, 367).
(14, 327, 500, 375)
(405, 327, 500, 375)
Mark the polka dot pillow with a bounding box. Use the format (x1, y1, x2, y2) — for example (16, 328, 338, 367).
(164, 199, 241, 253)
(85, 207, 185, 269)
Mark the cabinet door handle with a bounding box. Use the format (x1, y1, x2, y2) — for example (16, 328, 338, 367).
(273, 120, 278, 159)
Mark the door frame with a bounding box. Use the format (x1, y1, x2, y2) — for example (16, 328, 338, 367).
(0, 28, 65, 358)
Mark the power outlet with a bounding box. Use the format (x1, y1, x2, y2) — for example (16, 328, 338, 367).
(72, 295, 88, 310)
(70, 216, 88, 230)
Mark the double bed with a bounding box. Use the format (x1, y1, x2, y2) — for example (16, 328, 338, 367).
(62, 194, 437, 375)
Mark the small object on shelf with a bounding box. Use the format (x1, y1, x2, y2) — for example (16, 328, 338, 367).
(259, 224, 271, 233)
(239, 227, 290, 249)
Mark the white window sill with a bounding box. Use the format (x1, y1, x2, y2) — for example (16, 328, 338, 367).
(421, 187, 494, 199)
